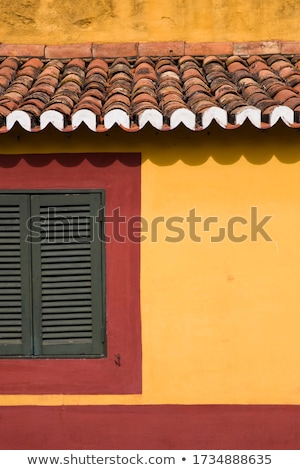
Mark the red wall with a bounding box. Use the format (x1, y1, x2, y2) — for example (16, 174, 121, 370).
(1, 405, 300, 449)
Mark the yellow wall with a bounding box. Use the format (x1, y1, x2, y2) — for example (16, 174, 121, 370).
(1, 123, 300, 405)
(0, 0, 299, 44)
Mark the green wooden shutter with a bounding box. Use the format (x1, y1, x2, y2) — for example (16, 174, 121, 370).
(0, 195, 32, 356)
(31, 192, 105, 357)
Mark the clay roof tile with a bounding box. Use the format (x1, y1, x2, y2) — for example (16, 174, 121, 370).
(0, 52, 298, 131)
(23, 58, 44, 69)
(19, 103, 41, 117)
(87, 59, 108, 72)
(0, 57, 20, 70)
(67, 58, 86, 70)
(134, 57, 155, 67)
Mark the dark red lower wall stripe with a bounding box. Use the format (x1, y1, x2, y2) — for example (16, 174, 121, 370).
(0, 405, 300, 449)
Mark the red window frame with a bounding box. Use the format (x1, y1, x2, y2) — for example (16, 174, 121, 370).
(0, 153, 142, 394)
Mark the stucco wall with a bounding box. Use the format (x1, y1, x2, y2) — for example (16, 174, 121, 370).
(0, 0, 299, 44)
(0, 122, 300, 407)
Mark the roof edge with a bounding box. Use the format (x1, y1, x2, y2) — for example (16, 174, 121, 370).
(0, 41, 300, 59)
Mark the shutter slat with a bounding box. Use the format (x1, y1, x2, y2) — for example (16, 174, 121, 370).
(0, 228, 20, 233)
(43, 331, 93, 338)
(42, 288, 91, 295)
(0, 307, 23, 313)
(42, 306, 93, 313)
(0, 220, 20, 225)
(42, 293, 91, 301)
(0, 300, 21, 306)
(0, 276, 21, 281)
(0, 233, 21, 237)
(43, 319, 91, 325)
(41, 243, 90, 252)
(42, 299, 91, 306)
(42, 280, 91, 286)
(40, 228, 90, 234)
(41, 210, 90, 215)
(0, 313, 22, 319)
(42, 269, 91, 275)
(43, 325, 92, 332)
(41, 244, 91, 251)
(41, 250, 90, 257)
(41, 256, 90, 263)
(0, 208, 20, 217)
(42, 239, 91, 244)
(42, 313, 92, 320)
(41, 220, 90, 225)
(0, 326, 22, 332)
(40, 206, 90, 213)
(42, 262, 91, 269)
(0, 283, 21, 288)
(0, 319, 22, 325)
(0, 297, 22, 301)
(0, 257, 21, 262)
(0, 270, 21, 275)
(42, 275, 91, 282)
(0, 332, 23, 338)
(0, 247, 20, 252)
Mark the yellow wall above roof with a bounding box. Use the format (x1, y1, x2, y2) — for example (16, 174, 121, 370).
(0, 0, 300, 44)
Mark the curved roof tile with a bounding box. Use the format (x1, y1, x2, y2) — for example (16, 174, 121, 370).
(0, 53, 299, 131)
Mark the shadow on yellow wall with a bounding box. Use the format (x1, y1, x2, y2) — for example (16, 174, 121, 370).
(0, 121, 299, 166)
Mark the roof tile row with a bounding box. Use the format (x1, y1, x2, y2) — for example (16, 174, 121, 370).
(1, 53, 300, 132)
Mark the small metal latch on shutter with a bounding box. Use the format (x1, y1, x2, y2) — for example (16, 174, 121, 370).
(101, 326, 106, 343)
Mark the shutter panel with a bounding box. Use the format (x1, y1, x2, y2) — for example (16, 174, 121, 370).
(31, 193, 105, 357)
(0, 195, 32, 356)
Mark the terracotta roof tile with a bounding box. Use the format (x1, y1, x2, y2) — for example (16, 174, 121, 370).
(46, 102, 71, 116)
(85, 73, 106, 88)
(86, 67, 107, 80)
(19, 102, 41, 116)
(30, 83, 56, 96)
(284, 96, 300, 109)
(0, 77, 10, 89)
(87, 59, 108, 72)
(82, 89, 104, 100)
(0, 105, 11, 117)
(74, 101, 101, 115)
(0, 52, 300, 131)
(286, 74, 300, 87)
(0, 100, 17, 111)
(274, 89, 298, 102)
(0, 57, 20, 70)
(22, 97, 47, 110)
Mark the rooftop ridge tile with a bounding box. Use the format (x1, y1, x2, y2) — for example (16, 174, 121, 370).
(0, 41, 298, 60)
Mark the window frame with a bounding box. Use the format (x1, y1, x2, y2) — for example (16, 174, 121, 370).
(0, 153, 142, 395)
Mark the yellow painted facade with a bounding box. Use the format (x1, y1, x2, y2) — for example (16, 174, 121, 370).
(0, 0, 299, 44)
(0, 123, 300, 405)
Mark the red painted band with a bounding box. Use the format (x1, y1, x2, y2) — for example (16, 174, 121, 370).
(0, 405, 299, 449)
(0, 153, 142, 394)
